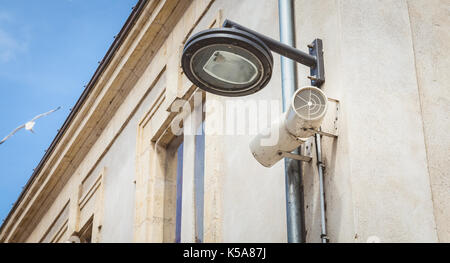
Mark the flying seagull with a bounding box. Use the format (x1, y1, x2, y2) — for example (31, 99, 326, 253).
(0, 106, 61, 145)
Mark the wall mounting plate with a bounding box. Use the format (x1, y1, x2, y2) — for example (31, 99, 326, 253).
(308, 39, 325, 87)
(314, 97, 340, 138)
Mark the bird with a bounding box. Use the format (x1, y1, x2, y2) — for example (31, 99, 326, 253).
(0, 106, 61, 145)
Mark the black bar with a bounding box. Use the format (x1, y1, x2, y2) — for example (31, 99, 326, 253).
(223, 19, 317, 68)
(308, 39, 325, 87)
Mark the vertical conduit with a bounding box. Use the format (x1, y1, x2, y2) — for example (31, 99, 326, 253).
(278, 0, 306, 243)
(315, 132, 328, 243)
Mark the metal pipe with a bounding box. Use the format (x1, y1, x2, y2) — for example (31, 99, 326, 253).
(222, 19, 317, 68)
(315, 133, 328, 243)
(278, 0, 305, 243)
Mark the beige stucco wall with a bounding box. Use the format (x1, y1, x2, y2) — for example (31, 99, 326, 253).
(9, 0, 449, 243)
(294, 0, 449, 242)
(407, 0, 450, 242)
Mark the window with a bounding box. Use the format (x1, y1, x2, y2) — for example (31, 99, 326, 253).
(175, 140, 184, 243)
(194, 121, 205, 243)
(175, 98, 205, 243)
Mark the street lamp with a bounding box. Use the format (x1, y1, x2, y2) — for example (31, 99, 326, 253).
(181, 19, 324, 97)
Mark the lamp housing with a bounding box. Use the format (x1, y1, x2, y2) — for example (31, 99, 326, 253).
(182, 28, 273, 97)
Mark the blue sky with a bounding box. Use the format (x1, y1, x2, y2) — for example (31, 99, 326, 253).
(0, 0, 137, 224)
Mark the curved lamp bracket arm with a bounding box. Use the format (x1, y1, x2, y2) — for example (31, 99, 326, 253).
(223, 19, 325, 87)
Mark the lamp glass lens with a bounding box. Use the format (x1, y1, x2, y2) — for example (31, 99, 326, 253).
(203, 50, 258, 85)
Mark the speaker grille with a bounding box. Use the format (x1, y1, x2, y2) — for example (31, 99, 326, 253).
(293, 87, 327, 120)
